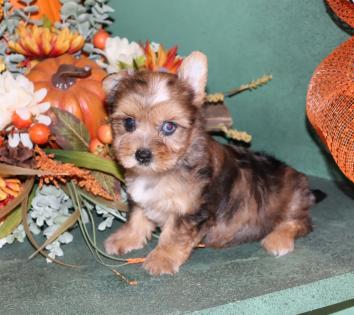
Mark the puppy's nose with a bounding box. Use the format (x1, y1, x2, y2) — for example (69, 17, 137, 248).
(135, 148, 152, 164)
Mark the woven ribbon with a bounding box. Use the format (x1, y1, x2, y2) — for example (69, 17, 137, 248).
(306, 35, 354, 182)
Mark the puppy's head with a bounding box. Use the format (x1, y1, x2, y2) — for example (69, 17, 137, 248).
(103, 51, 207, 174)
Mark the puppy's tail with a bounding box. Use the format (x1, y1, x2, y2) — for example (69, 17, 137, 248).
(310, 189, 327, 204)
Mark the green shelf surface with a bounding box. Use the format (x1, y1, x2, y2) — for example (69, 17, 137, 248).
(1, 176, 353, 314)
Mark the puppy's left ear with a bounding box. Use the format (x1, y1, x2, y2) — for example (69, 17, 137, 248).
(178, 51, 208, 106)
(102, 71, 130, 95)
(103, 71, 131, 115)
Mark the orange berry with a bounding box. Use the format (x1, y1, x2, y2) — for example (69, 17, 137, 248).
(89, 138, 105, 155)
(28, 123, 51, 145)
(93, 29, 110, 50)
(12, 112, 32, 129)
(97, 124, 113, 144)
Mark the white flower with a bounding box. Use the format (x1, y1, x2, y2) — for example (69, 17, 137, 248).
(36, 114, 51, 126)
(150, 42, 160, 52)
(0, 71, 50, 131)
(5, 224, 26, 244)
(104, 36, 144, 73)
(98, 216, 114, 231)
(20, 133, 33, 149)
(0, 238, 7, 248)
(58, 232, 73, 244)
(44, 231, 73, 263)
(95, 204, 123, 230)
(27, 215, 41, 235)
(8, 133, 20, 148)
(8, 132, 33, 149)
(46, 240, 64, 263)
(30, 185, 73, 227)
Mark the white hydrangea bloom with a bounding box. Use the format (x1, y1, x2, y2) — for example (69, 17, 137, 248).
(95, 203, 126, 230)
(5, 224, 26, 244)
(0, 71, 51, 131)
(0, 217, 39, 249)
(0, 184, 127, 263)
(0, 238, 7, 248)
(30, 186, 73, 227)
(44, 232, 73, 263)
(46, 240, 64, 263)
(28, 185, 75, 263)
(98, 216, 114, 231)
(27, 215, 41, 235)
(104, 36, 144, 73)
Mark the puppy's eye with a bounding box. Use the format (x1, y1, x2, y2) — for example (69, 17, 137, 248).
(161, 121, 177, 136)
(123, 117, 136, 132)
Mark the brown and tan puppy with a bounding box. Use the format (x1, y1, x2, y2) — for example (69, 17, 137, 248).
(102, 52, 319, 276)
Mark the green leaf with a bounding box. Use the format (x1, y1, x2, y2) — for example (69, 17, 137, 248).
(51, 107, 90, 151)
(92, 171, 116, 195)
(44, 149, 124, 182)
(41, 15, 52, 28)
(0, 183, 37, 238)
(78, 187, 128, 212)
(0, 163, 49, 177)
(0, 206, 21, 238)
(133, 55, 146, 69)
(118, 61, 133, 70)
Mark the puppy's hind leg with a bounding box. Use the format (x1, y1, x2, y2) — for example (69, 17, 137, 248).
(262, 171, 314, 257)
(104, 206, 155, 255)
(261, 219, 311, 257)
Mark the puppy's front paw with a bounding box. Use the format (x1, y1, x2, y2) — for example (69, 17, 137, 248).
(261, 233, 295, 257)
(104, 229, 144, 256)
(143, 249, 179, 276)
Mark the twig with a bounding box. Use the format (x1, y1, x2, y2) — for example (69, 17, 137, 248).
(224, 74, 272, 98)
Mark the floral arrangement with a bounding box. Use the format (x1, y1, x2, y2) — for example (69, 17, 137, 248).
(0, 0, 272, 284)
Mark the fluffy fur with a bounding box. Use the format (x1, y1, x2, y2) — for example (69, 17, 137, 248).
(103, 52, 317, 276)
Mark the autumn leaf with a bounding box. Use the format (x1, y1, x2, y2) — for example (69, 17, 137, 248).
(91, 171, 120, 200)
(51, 107, 90, 151)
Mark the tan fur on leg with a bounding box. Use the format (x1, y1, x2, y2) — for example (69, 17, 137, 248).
(143, 217, 201, 276)
(104, 207, 155, 255)
(261, 220, 308, 257)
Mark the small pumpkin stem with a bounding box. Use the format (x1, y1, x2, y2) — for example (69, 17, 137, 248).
(52, 64, 92, 90)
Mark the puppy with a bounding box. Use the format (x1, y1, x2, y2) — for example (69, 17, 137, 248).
(103, 52, 317, 276)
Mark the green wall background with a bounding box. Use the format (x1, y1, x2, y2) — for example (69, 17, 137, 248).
(108, 0, 349, 180)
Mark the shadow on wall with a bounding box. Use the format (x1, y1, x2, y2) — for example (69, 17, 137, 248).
(324, 0, 354, 35)
(305, 118, 354, 200)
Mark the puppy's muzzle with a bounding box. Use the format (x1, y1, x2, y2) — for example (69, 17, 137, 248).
(135, 148, 153, 165)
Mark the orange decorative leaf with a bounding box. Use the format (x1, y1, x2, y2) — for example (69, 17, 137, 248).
(143, 41, 183, 74)
(126, 257, 146, 264)
(35, 147, 113, 200)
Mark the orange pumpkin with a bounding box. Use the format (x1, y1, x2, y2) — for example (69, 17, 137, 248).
(27, 54, 108, 138)
(10, 0, 61, 23)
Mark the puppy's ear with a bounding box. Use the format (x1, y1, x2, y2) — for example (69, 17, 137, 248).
(178, 51, 208, 105)
(103, 71, 131, 115)
(102, 71, 130, 95)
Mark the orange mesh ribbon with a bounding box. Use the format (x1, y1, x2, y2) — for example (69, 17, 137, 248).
(326, 0, 354, 28)
(306, 36, 354, 182)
